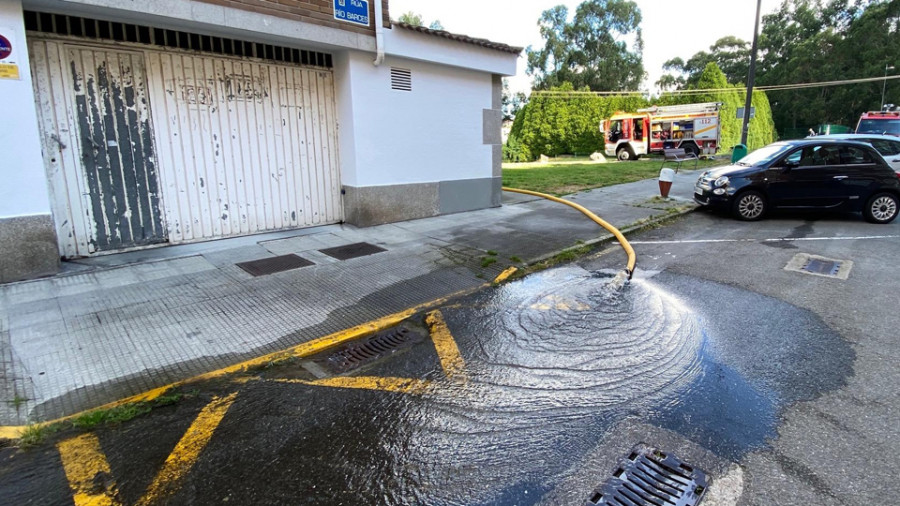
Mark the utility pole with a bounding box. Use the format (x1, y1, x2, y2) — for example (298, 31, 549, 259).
(741, 0, 762, 146)
(882, 64, 895, 111)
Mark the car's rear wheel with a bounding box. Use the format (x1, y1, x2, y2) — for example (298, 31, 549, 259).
(863, 192, 899, 224)
(732, 190, 766, 221)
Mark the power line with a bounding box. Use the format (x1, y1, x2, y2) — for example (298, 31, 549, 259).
(529, 74, 900, 98)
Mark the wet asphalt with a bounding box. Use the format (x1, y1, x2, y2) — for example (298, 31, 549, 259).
(1, 207, 898, 505)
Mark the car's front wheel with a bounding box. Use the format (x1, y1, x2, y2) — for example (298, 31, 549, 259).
(863, 192, 899, 224)
(732, 190, 766, 221)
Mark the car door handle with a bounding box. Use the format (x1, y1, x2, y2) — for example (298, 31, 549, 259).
(892, 158, 900, 162)
(833, 175, 848, 180)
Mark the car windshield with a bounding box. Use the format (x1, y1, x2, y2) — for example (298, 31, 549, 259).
(736, 144, 791, 166)
(857, 119, 900, 135)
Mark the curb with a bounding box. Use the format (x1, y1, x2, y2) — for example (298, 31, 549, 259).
(526, 203, 699, 266)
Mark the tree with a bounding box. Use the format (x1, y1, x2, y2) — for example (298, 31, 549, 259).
(398, 11, 423, 26)
(501, 79, 528, 121)
(660, 36, 750, 89)
(398, 11, 444, 31)
(756, 0, 900, 136)
(526, 0, 645, 91)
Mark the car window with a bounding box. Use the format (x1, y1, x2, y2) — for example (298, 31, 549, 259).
(784, 149, 802, 165)
(796, 145, 840, 166)
(868, 139, 900, 156)
(839, 146, 875, 164)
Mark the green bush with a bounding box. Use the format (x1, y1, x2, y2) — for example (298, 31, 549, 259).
(503, 134, 531, 163)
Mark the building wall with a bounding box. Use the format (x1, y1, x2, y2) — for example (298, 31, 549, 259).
(0, 0, 59, 282)
(338, 48, 506, 227)
(22, 0, 380, 52)
(193, 0, 391, 35)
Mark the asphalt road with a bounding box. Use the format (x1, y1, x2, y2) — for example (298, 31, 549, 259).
(2, 207, 898, 505)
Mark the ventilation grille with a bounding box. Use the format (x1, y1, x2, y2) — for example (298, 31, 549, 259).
(391, 67, 412, 91)
(23, 11, 333, 68)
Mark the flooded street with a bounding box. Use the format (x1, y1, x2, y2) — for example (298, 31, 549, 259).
(0, 213, 890, 505)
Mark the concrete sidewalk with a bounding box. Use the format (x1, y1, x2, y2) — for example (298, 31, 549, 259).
(0, 170, 703, 426)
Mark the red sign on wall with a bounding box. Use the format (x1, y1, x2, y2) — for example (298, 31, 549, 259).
(0, 34, 12, 60)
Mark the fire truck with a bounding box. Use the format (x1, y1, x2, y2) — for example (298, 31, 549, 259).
(856, 107, 900, 136)
(600, 102, 722, 161)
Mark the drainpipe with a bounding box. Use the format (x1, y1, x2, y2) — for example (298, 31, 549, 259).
(372, 0, 385, 66)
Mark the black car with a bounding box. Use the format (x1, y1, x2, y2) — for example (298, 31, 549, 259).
(694, 140, 900, 223)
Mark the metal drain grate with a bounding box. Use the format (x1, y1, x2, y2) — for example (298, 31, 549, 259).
(236, 254, 314, 276)
(319, 327, 422, 374)
(802, 258, 841, 276)
(319, 242, 387, 260)
(585, 445, 708, 506)
(784, 253, 852, 280)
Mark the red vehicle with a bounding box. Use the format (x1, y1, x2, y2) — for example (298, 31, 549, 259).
(856, 109, 900, 136)
(600, 102, 722, 161)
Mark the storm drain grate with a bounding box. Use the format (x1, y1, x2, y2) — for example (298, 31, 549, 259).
(802, 259, 841, 276)
(784, 253, 853, 280)
(319, 326, 422, 374)
(236, 254, 314, 276)
(585, 445, 708, 506)
(319, 242, 387, 260)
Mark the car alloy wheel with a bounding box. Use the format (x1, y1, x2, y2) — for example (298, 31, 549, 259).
(868, 194, 898, 223)
(736, 192, 765, 220)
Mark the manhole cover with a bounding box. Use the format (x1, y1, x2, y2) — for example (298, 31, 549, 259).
(314, 326, 424, 374)
(319, 242, 386, 260)
(784, 253, 852, 280)
(585, 445, 708, 506)
(236, 254, 314, 276)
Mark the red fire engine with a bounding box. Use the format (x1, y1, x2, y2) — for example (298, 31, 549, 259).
(856, 109, 900, 136)
(600, 102, 722, 161)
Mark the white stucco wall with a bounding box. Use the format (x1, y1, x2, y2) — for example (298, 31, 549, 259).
(0, 0, 50, 218)
(338, 50, 494, 188)
(384, 27, 518, 76)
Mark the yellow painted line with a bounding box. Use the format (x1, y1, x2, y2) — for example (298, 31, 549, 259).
(1, 286, 486, 440)
(57, 434, 121, 506)
(425, 310, 466, 379)
(694, 124, 717, 135)
(502, 187, 636, 277)
(493, 266, 518, 284)
(137, 392, 238, 506)
(273, 377, 432, 395)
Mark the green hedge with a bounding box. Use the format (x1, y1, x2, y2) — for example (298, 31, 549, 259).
(508, 63, 776, 161)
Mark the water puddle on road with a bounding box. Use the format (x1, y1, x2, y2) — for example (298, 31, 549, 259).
(358, 266, 783, 505)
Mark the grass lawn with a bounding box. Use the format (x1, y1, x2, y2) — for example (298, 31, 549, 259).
(502, 157, 729, 196)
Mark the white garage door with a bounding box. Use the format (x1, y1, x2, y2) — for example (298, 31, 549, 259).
(30, 34, 341, 257)
(147, 52, 342, 243)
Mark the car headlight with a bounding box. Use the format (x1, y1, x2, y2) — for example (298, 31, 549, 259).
(714, 176, 730, 187)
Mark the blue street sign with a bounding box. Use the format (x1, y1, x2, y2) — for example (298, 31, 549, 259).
(334, 0, 370, 27)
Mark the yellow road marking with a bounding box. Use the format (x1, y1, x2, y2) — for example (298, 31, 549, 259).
(493, 266, 518, 284)
(274, 377, 432, 395)
(2, 287, 486, 439)
(425, 310, 466, 379)
(57, 434, 121, 506)
(137, 393, 238, 506)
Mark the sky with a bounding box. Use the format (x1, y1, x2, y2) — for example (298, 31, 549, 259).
(390, 0, 784, 94)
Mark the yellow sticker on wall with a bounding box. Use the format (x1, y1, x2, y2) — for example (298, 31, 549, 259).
(0, 63, 19, 80)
